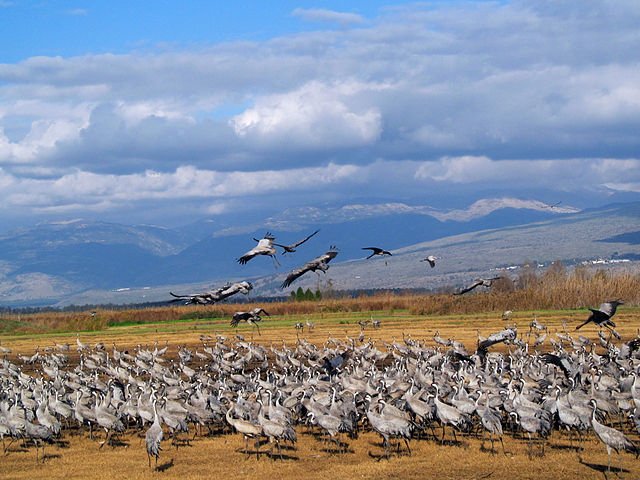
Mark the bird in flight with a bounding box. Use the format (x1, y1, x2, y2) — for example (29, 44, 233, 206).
(362, 247, 392, 260)
(454, 277, 502, 295)
(238, 232, 280, 269)
(281, 246, 339, 289)
(168, 281, 253, 305)
(421, 255, 438, 268)
(575, 300, 623, 334)
(231, 307, 269, 336)
(266, 229, 320, 254)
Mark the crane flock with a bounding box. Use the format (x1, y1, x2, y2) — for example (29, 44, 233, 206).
(1, 305, 639, 477)
(167, 229, 444, 304)
(1, 227, 637, 477)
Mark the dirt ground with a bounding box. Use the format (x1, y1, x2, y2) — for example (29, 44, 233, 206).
(2, 307, 639, 479)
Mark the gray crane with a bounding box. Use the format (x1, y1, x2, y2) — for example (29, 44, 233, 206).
(159, 404, 189, 451)
(76, 333, 89, 352)
(555, 387, 589, 453)
(431, 384, 471, 445)
(74, 391, 97, 439)
(169, 281, 253, 305)
(366, 399, 413, 459)
(54, 341, 69, 352)
(362, 247, 392, 260)
(576, 300, 623, 335)
(145, 396, 163, 468)
(589, 399, 638, 479)
(475, 395, 505, 455)
(269, 229, 320, 254)
(94, 392, 125, 449)
(231, 308, 269, 337)
(256, 399, 296, 459)
(509, 411, 551, 459)
(23, 420, 53, 463)
(281, 246, 339, 289)
(307, 411, 344, 456)
(225, 401, 263, 459)
(420, 255, 438, 268)
(454, 277, 502, 295)
(36, 399, 61, 437)
(238, 232, 280, 268)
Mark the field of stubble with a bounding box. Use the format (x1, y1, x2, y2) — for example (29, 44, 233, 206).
(1, 307, 639, 480)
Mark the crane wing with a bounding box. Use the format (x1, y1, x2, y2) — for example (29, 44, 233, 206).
(281, 263, 313, 289)
(598, 301, 621, 318)
(281, 247, 338, 289)
(290, 229, 320, 248)
(315, 247, 339, 264)
(167, 292, 190, 303)
(237, 248, 260, 264)
(455, 280, 483, 295)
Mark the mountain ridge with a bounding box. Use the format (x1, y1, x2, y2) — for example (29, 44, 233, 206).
(0, 199, 638, 307)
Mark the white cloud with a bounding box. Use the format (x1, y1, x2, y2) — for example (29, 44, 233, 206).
(415, 156, 640, 190)
(1, 1, 640, 226)
(603, 183, 640, 193)
(291, 8, 364, 27)
(231, 81, 382, 149)
(0, 162, 361, 214)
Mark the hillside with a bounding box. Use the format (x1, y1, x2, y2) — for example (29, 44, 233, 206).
(0, 201, 638, 306)
(29, 201, 638, 307)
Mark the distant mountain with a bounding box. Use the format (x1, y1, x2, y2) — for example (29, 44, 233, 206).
(0, 219, 190, 257)
(0, 199, 638, 307)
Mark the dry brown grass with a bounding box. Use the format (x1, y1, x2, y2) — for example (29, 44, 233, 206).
(4, 425, 637, 480)
(2, 305, 640, 479)
(2, 266, 638, 335)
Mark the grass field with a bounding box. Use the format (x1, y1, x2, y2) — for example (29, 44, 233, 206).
(2, 306, 640, 479)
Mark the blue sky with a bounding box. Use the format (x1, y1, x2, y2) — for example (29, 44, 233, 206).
(1, 1, 401, 62)
(0, 0, 639, 232)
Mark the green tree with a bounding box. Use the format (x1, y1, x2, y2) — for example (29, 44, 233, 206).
(296, 287, 305, 301)
(304, 288, 314, 301)
(315, 289, 323, 300)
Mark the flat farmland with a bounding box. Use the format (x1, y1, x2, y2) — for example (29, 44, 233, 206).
(1, 306, 639, 480)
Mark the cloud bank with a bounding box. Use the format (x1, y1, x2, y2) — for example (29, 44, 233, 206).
(0, 1, 639, 228)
